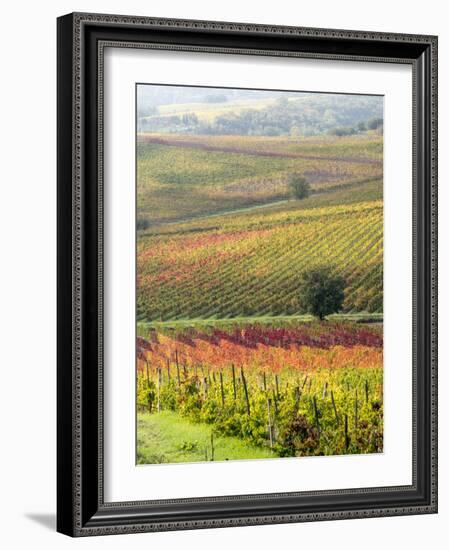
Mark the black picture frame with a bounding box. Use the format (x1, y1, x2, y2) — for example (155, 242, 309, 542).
(57, 12, 438, 537)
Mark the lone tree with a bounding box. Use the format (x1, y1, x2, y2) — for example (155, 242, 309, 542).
(298, 267, 345, 320)
(288, 174, 311, 200)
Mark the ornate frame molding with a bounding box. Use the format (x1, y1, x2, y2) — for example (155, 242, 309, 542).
(57, 12, 437, 537)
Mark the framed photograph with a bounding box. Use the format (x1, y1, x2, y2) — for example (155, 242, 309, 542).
(57, 12, 438, 536)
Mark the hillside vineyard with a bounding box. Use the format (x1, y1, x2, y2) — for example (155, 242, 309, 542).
(135, 85, 384, 463)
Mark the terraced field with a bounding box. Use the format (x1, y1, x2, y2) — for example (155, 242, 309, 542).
(137, 200, 383, 321)
(137, 133, 382, 225)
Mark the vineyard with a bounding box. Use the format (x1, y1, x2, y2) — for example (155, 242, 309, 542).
(137, 200, 383, 321)
(136, 86, 384, 464)
(136, 322, 383, 462)
(137, 133, 382, 224)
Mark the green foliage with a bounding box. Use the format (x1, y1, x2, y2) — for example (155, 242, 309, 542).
(367, 117, 383, 130)
(135, 89, 385, 466)
(298, 267, 346, 320)
(288, 174, 311, 200)
(136, 133, 383, 224)
(276, 415, 319, 456)
(329, 126, 357, 137)
(136, 217, 150, 231)
(140, 93, 382, 137)
(137, 200, 383, 321)
(137, 411, 274, 464)
(137, 374, 156, 412)
(137, 361, 383, 461)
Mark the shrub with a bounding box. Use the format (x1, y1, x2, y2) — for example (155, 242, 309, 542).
(288, 174, 311, 200)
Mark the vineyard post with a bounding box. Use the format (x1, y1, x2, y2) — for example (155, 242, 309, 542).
(267, 397, 274, 448)
(241, 367, 251, 416)
(272, 388, 278, 416)
(275, 374, 280, 398)
(301, 375, 308, 391)
(157, 367, 162, 413)
(166, 358, 171, 382)
(145, 359, 150, 388)
(231, 364, 237, 400)
(344, 414, 349, 450)
(313, 396, 321, 437)
(365, 380, 369, 404)
(263, 371, 267, 392)
(210, 432, 215, 461)
(323, 381, 328, 399)
(355, 388, 359, 430)
(331, 390, 339, 425)
(219, 371, 225, 407)
(294, 386, 301, 415)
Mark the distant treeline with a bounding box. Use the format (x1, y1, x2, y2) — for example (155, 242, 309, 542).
(138, 95, 383, 137)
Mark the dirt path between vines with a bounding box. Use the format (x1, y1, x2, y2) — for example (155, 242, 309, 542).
(139, 135, 381, 166)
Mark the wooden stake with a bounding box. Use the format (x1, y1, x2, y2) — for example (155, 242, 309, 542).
(267, 397, 274, 448)
(231, 364, 237, 400)
(166, 358, 171, 382)
(210, 432, 215, 461)
(145, 359, 150, 388)
(157, 367, 161, 413)
(331, 390, 339, 425)
(344, 414, 349, 451)
(313, 396, 320, 437)
(294, 386, 301, 415)
(301, 375, 308, 391)
(220, 371, 225, 407)
(241, 367, 250, 416)
(272, 389, 278, 416)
